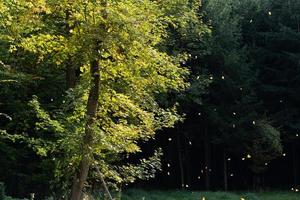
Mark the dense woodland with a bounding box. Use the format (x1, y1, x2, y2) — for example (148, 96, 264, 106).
(0, 0, 300, 199)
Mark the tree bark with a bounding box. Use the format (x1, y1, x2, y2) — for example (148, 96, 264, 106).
(253, 173, 262, 192)
(204, 126, 211, 190)
(70, 60, 100, 200)
(66, 62, 76, 89)
(65, 9, 76, 89)
(176, 131, 185, 188)
(184, 134, 191, 188)
(223, 149, 228, 191)
(292, 141, 298, 186)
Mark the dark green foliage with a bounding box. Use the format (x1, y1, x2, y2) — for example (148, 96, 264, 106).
(245, 0, 300, 141)
(199, 0, 283, 172)
(0, 0, 300, 197)
(0, 183, 23, 200)
(0, 182, 4, 200)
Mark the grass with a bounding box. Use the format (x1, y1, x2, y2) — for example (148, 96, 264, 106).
(256, 191, 300, 200)
(121, 189, 300, 200)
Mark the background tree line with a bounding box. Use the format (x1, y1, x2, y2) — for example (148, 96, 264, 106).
(0, 0, 299, 199)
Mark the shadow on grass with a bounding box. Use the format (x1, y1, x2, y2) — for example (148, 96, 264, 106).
(121, 189, 299, 200)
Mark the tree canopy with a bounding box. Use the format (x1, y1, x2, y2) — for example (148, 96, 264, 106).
(0, 0, 300, 199)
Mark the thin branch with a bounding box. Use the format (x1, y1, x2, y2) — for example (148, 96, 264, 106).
(95, 166, 114, 200)
(0, 113, 12, 121)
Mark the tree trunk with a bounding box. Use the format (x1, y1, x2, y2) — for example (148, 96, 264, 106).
(253, 173, 262, 192)
(176, 131, 185, 188)
(204, 126, 211, 190)
(65, 10, 76, 89)
(253, 174, 257, 191)
(70, 60, 100, 200)
(66, 63, 76, 89)
(292, 142, 298, 186)
(223, 149, 228, 191)
(184, 134, 191, 188)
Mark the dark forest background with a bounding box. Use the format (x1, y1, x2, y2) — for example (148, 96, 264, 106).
(138, 0, 300, 192)
(0, 0, 300, 198)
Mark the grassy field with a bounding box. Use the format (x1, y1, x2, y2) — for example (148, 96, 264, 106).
(121, 189, 300, 200)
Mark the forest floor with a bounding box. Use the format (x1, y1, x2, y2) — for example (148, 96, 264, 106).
(121, 189, 300, 200)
